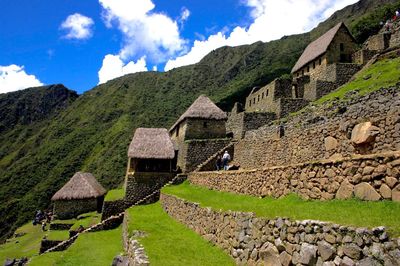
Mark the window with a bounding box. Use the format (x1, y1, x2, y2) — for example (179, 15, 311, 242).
(340, 43, 344, 52)
(262, 92, 264, 99)
(307, 66, 309, 72)
(249, 100, 252, 107)
(313, 62, 315, 69)
(319, 58, 322, 65)
(266, 89, 269, 96)
(203, 122, 208, 128)
(258, 95, 260, 102)
(176, 126, 179, 137)
(253, 98, 256, 104)
(302, 70, 304, 75)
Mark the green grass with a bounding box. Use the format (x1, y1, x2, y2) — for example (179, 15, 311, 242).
(46, 230, 69, 241)
(104, 188, 125, 201)
(162, 182, 400, 237)
(316, 58, 400, 105)
(127, 202, 235, 266)
(50, 212, 100, 231)
(29, 226, 123, 266)
(0, 223, 45, 263)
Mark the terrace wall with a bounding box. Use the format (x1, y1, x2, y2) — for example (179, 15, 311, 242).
(161, 194, 400, 265)
(189, 151, 400, 202)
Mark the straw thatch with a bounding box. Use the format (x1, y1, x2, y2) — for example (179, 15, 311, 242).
(170, 95, 227, 131)
(128, 128, 175, 159)
(52, 172, 106, 201)
(291, 22, 352, 73)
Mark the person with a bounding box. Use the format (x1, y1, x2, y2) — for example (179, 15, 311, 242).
(215, 155, 222, 171)
(41, 221, 47, 232)
(222, 151, 231, 170)
(396, 10, 399, 18)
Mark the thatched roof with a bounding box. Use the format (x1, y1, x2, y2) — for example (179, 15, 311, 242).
(291, 22, 350, 73)
(51, 172, 106, 201)
(128, 128, 175, 159)
(170, 95, 227, 131)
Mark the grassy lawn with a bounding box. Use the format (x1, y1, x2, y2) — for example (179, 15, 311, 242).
(46, 230, 70, 241)
(162, 182, 400, 237)
(127, 203, 235, 266)
(29, 226, 123, 266)
(0, 223, 45, 263)
(316, 58, 400, 105)
(104, 188, 125, 201)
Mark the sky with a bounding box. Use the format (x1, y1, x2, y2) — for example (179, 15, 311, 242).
(0, 0, 359, 94)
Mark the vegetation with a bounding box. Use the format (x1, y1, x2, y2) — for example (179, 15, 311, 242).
(29, 226, 123, 266)
(351, 0, 400, 43)
(104, 188, 125, 201)
(163, 182, 400, 236)
(0, 223, 46, 263)
(127, 203, 234, 266)
(0, 0, 396, 241)
(315, 57, 400, 104)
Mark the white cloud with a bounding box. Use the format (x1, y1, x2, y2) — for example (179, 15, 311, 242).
(99, 0, 186, 63)
(98, 54, 147, 84)
(61, 13, 94, 40)
(165, 0, 358, 70)
(0, 65, 43, 93)
(180, 7, 191, 24)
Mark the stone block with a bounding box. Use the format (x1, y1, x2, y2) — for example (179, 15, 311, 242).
(318, 241, 335, 261)
(392, 184, 400, 202)
(354, 182, 381, 201)
(379, 184, 392, 199)
(299, 243, 317, 265)
(385, 177, 398, 188)
(336, 179, 354, 200)
(343, 244, 362, 260)
(351, 122, 380, 145)
(325, 136, 338, 151)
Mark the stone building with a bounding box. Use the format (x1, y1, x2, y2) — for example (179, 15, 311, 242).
(169, 95, 231, 173)
(51, 172, 106, 219)
(292, 22, 360, 101)
(125, 128, 176, 205)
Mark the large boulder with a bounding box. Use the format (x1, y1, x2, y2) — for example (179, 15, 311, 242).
(351, 122, 380, 145)
(354, 182, 381, 201)
(336, 179, 354, 200)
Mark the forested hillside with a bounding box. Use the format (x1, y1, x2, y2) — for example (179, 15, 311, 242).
(0, 0, 398, 241)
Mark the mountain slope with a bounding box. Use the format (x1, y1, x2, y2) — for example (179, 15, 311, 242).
(0, 0, 396, 241)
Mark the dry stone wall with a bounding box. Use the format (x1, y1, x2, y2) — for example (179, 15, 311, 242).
(161, 194, 400, 265)
(235, 86, 400, 170)
(53, 198, 99, 220)
(180, 139, 231, 172)
(189, 151, 400, 202)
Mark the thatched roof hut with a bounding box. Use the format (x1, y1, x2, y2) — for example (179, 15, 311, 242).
(291, 22, 354, 73)
(169, 95, 227, 132)
(51, 172, 106, 201)
(128, 128, 175, 159)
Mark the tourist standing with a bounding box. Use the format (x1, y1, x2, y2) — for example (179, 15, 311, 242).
(215, 155, 222, 171)
(222, 151, 231, 170)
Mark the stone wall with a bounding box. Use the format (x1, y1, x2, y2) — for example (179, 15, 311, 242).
(390, 30, 400, 48)
(227, 111, 276, 139)
(178, 138, 231, 172)
(122, 213, 149, 266)
(234, 86, 400, 169)
(189, 151, 400, 201)
(352, 49, 377, 65)
(184, 118, 226, 140)
(304, 80, 336, 101)
(53, 198, 100, 220)
(365, 33, 391, 51)
(195, 142, 235, 172)
(161, 194, 400, 265)
(49, 222, 73, 231)
(101, 199, 126, 220)
(275, 98, 309, 119)
(125, 172, 174, 206)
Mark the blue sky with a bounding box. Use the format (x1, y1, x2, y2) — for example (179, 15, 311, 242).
(0, 0, 358, 94)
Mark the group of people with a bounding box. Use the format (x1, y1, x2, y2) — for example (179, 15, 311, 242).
(32, 210, 52, 231)
(215, 151, 231, 171)
(383, 9, 400, 32)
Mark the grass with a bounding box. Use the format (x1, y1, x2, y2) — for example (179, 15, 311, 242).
(46, 230, 69, 241)
(127, 202, 235, 266)
(104, 188, 125, 201)
(162, 181, 400, 237)
(315, 58, 400, 105)
(29, 226, 123, 266)
(0, 223, 45, 263)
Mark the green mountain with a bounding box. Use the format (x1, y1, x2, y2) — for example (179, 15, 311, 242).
(0, 0, 398, 241)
